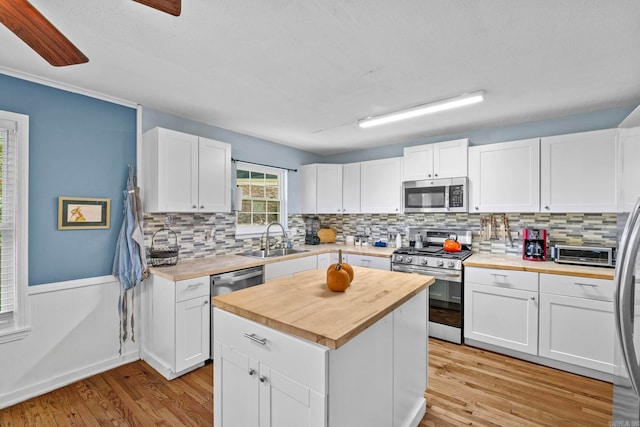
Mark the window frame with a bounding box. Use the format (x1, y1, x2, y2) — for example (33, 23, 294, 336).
(235, 161, 288, 238)
(0, 110, 30, 343)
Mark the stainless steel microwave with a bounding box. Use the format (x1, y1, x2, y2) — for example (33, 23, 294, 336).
(403, 177, 468, 213)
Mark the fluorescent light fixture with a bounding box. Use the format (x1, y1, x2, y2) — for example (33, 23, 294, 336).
(358, 91, 485, 128)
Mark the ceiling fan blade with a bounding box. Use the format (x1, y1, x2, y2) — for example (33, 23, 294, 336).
(0, 0, 88, 66)
(133, 0, 181, 16)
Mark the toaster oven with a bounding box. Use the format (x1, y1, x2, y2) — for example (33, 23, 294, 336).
(550, 245, 616, 268)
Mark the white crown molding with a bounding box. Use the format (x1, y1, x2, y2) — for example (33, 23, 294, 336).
(0, 66, 138, 109)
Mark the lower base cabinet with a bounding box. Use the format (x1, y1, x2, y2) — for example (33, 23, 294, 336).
(319, 252, 391, 271)
(538, 273, 614, 373)
(464, 268, 539, 355)
(214, 289, 427, 427)
(142, 275, 210, 380)
(264, 255, 318, 280)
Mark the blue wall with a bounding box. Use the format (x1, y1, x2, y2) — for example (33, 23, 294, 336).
(0, 74, 136, 285)
(142, 109, 321, 213)
(322, 105, 637, 163)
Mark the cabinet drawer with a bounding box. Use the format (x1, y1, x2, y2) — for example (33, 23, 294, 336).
(346, 254, 391, 271)
(465, 267, 538, 292)
(539, 273, 613, 302)
(176, 276, 210, 302)
(214, 308, 328, 394)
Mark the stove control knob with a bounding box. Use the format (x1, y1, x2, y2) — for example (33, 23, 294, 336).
(396, 256, 404, 262)
(406, 257, 413, 264)
(437, 260, 444, 267)
(447, 261, 455, 268)
(421, 258, 429, 265)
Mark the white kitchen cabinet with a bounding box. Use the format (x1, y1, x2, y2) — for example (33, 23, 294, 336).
(142, 274, 210, 380)
(469, 138, 540, 212)
(342, 162, 361, 214)
(403, 139, 468, 181)
(618, 127, 640, 212)
(215, 309, 327, 427)
(464, 267, 539, 355)
(540, 128, 617, 212)
(361, 157, 402, 213)
(264, 255, 318, 281)
(143, 127, 231, 213)
(299, 163, 343, 214)
(214, 289, 427, 427)
(538, 273, 614, 374)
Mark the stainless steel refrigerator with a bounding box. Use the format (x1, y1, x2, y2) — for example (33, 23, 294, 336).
(614, 200, 640, 422)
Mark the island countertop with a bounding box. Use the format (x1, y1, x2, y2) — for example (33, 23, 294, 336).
(212, 266, 434, 350)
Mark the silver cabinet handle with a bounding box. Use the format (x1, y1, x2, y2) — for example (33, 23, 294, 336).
(575, 282, 598, 287)
(490, 273, 508, 278)
(259, 375, 268, 383)
(244, 333, 267, 345)
(248, 369, 255, 376)
(202, 300, 208, 306)
(192, 204, 197, 209)
(531, 296, 536, 301)
(200, 205, 205, 209)
(544, 206, 550, 210)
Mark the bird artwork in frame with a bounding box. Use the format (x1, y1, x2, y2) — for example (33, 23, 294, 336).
(58, 197, 110, 230)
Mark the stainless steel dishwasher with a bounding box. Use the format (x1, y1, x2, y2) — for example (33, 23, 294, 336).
(210, 265, 264, 359)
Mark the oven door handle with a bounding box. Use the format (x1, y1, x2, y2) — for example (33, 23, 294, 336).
(392, 265, 462, 282)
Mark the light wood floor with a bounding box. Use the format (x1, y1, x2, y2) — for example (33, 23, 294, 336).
(1, 339, 612, 426)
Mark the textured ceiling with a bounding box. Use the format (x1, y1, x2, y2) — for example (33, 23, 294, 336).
(1, 0, 639, 154)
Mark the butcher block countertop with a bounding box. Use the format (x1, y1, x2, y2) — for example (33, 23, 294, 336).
(212, 266, 434, 350)
(464, 254, 615, 280)
(148, 244, 395, 281)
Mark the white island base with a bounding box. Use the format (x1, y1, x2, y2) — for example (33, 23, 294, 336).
(213, 288, 428, 427)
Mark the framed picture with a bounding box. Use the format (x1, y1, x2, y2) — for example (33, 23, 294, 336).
(58, 197, 111, 230)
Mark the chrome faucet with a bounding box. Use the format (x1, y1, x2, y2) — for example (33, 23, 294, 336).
(265, 222, 287, 255)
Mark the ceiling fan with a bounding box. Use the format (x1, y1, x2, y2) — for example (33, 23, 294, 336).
(0, 0, 181, 67)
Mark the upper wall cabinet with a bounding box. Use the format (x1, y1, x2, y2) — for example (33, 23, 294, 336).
(618, 127, 640, 213)
(342, 162, 361, 214)
(300, 163, 361, 214)
(361, 157, 402, 213)
(469, 138, 540, 213)
(143, 127, 232, 213)
(402, 138, 468, 181)
(540, 128, 617, 213)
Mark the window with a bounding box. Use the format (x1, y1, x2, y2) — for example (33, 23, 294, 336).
(0, 111, 29, 342)
(235, 162, 287, 236)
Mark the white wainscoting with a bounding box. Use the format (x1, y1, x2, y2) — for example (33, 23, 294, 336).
(0, 275, 141, 409)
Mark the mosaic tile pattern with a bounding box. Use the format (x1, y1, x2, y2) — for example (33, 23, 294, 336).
(142, 212, 617, 261)
(143, 213, 307, 260)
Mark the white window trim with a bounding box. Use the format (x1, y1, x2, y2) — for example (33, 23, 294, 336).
(235, 161, 288, 238)
(0, 110, 29, 343)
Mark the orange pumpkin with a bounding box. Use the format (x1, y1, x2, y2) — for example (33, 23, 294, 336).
(326, 250, 351, 292)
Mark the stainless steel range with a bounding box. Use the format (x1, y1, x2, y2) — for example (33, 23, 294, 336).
(391, 228, 472, 344)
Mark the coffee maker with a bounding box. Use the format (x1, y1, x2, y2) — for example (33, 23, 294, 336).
(305, 216, 321, 245)
(522, 228, 547, 261)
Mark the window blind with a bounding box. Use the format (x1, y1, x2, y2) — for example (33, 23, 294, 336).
(0, 121, 17, 315)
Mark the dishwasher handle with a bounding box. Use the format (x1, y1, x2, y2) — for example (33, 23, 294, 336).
(211, 268, 263, 286)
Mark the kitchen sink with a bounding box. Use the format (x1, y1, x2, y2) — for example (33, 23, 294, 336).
(238, 248, 310, 259)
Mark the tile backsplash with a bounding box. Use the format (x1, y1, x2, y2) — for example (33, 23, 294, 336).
(143, 212, 617, 262)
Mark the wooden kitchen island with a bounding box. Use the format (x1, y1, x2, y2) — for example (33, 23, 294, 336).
(212, 267, 434, 427)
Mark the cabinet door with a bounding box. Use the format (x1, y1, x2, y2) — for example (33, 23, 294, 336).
(342, 163, 361, 214)
(300, 164, 317, 213)
(361, 157, 402, 213)
(469, 138, 540, 212)
(198, 137, 231, 212)
(175, 295, 210, 372)
(618, 127, 640, 212)
(157, 128, 199, 212)
(264, 256, 318, 281)
(433, 138, 468, 178)
(214, 343, 259, 427)
(316, 164, 343, 214)
(403, 144, 433, 181)
(464, 282, 538, 355)
(539, 293, 614, 373)
(259, 365, 326, 427)
(541, 128, 617, 212)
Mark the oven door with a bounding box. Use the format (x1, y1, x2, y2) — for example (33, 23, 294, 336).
(392, 264, 462, 327)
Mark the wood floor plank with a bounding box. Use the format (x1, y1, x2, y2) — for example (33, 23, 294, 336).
(0, 340, 611, 426)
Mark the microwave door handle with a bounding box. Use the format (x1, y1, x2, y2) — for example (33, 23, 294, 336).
(444, 186, 450, 210)
(615, 196, 640, 396)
